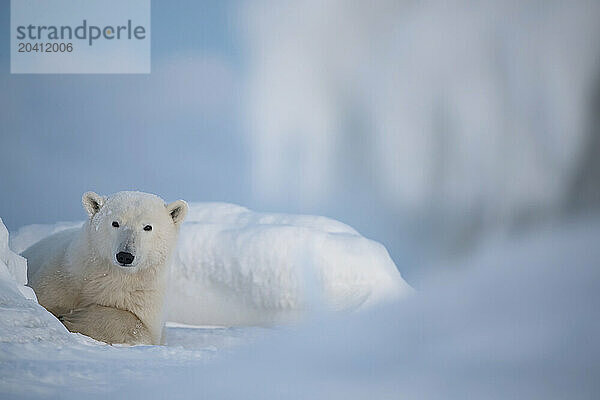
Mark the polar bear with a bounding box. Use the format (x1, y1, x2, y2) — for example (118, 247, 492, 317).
(23, 191, 188, 345)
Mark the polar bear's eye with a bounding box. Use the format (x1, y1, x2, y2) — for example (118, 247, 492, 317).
(143, 225, 152, 231)
(112, 221, 119, 228)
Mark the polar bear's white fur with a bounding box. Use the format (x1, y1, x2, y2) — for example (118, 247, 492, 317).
(23, 191, 187, 345)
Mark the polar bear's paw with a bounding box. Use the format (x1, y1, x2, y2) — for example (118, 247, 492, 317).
(59, 304, 153, 345)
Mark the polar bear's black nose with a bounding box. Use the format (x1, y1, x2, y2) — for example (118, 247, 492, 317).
(116, 252, 135, 265)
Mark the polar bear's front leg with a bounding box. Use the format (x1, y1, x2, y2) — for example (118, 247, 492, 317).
(59, 304, 153, 345)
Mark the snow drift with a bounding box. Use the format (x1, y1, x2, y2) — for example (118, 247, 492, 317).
(0, 218, 36, 301)
(11, 202, 411, 326)
(0, 217, 74, 349)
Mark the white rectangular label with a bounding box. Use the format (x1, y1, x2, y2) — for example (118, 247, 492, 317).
(11, 0, 151, 74)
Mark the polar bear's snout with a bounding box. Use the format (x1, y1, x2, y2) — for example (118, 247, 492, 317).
(116, 251, 135, 265)
(113, 228, 139, 267)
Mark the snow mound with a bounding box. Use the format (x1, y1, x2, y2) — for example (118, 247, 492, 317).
(170, 203, 410, 325)
(0, 218, 36, 300)
(0, 217, 72, 347)
(12, 203, 411, 326)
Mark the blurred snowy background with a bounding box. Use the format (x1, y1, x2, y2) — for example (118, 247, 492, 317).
(2, 1, 600, 398)
(2, 0, 600, 284)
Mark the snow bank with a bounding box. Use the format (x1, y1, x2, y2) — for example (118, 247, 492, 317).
(0, 217, 74, 348)
(12, 203, 411, 326)
(0, 218, 36, 300)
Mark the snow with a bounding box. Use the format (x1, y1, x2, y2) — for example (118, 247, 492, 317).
(11, 202, 412, 326)
(0, 218, 36, 300)
(2, 211, 599, 399)
(171, 202, 411, 325)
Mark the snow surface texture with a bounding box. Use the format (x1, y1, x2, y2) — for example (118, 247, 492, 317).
(171, 203, 410, 325)
(11, 202, 411, 326)
(0, 218, 36, 300)
(2, 213, 599, 399)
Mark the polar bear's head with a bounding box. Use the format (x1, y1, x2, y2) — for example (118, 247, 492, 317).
(82, 191, 188, 271)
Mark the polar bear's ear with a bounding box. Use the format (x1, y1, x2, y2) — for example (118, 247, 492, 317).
(82, 191, 104, 218)
(166, 200, 188, 226)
